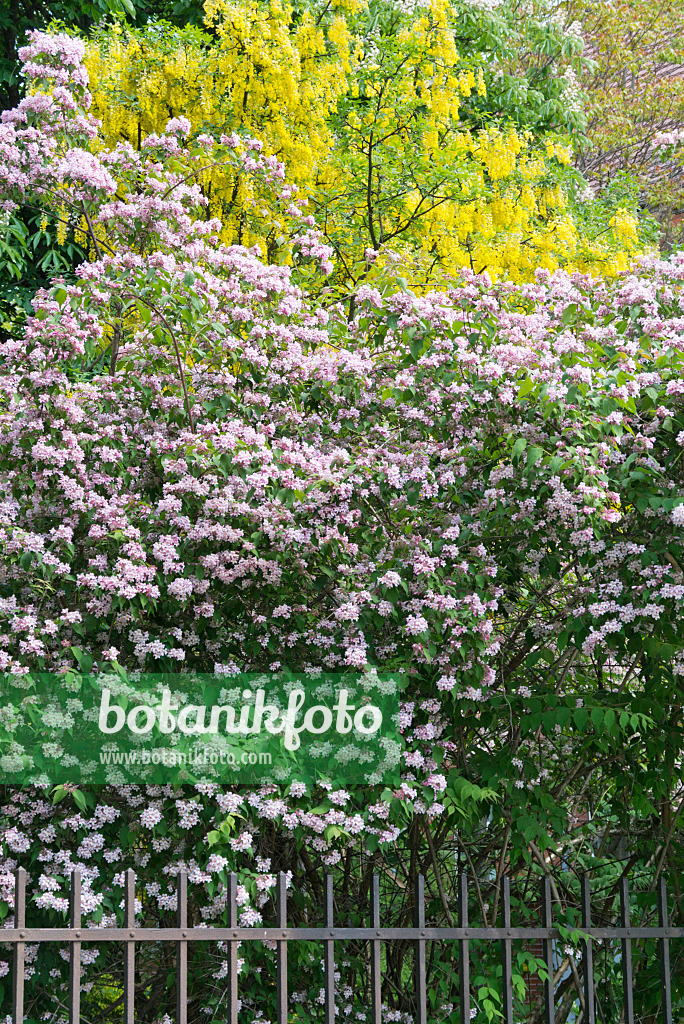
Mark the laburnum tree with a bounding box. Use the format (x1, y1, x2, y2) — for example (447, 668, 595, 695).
(81, 0, 649, 298)
(1, 29, 684, 1024)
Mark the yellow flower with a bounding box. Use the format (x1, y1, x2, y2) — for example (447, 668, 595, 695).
(56, 209, 68, 247)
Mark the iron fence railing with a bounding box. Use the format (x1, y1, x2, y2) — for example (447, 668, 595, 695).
(4, 867, 682, 1024)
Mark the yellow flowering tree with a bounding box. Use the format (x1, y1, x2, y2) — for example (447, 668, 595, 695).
(82, 0, 649, 294)
(316, 0, 623, 293)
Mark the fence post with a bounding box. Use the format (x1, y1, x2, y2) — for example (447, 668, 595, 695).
(69, 869, 81, 1024)
(414, 874, 427, 1024)
(177, 870, 188, 1024)
(619, 876, 634, 1024)
(12, 867, 26, 1024)
(458, 874, 470, 1024)
(581, 876, 596, 1024)
(228, 872, 239, 1024)
(657, 878, 673, 1024)
(371, 875, 382, 1024)
(541, 876, 555, 1024)
(124, 868, 135, 1024)
(501, 876, 514, 1024)
(324, 874, 335, 1024)
(276, 872, 288, 1024)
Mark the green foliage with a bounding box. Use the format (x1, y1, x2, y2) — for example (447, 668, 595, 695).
(448, 0, 589, 141)
(0, 1, 135, 110)
(0, 209, 84, 339)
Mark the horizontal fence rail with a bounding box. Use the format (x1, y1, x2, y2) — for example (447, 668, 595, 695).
(5, 867, 681, 1024)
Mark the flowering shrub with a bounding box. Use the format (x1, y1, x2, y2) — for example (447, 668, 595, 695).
(0, 29, 683, 1024)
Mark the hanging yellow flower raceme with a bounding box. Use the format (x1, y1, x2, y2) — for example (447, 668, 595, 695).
(610, 208, 639, 244)
(56, 208, 68, 247)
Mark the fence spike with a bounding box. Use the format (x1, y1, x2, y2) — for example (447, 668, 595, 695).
(657, 878, 673, 1024)
(414, 874, 427, 1024)
(619, 876, 634, 1024)
(12, 867, 26, 1024)
(124, 868, 135, 1024)
(371, 875, 382, 1024)
(177, 870, 188, 1024)
(458, 874, 470, 1024)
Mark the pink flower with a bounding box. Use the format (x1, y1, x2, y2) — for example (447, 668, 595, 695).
(140, 807, 162, 829)
(405, 615, 428, 635)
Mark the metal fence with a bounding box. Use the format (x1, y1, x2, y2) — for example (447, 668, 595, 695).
(5, 867, 682, 1024)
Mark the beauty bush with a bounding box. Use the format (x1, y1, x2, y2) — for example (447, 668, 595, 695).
(0, 30, 683, 1024)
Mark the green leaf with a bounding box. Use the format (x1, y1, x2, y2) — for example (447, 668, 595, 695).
(574, 708, 589, 730)
(71, 647, 94, 675)
(73, 789, 88, 814)
(136, 302, 151, 325)
(561, 303, 578, 327)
